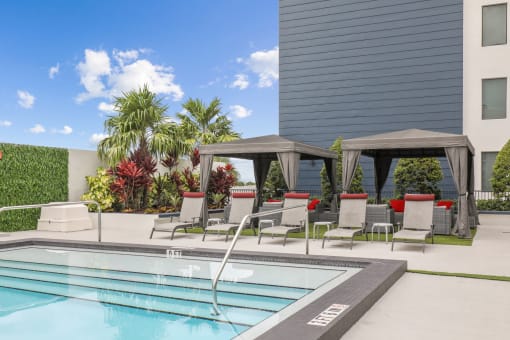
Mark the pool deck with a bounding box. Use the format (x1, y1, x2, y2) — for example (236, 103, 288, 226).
(1, 213, 509, 339)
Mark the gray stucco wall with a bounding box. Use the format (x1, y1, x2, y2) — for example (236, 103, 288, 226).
(279, 0, 463, 194)
(68, 149, 104, 201)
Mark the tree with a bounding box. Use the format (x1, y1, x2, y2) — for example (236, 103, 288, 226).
(264, 161, 287, 198)
(491, 139, 510, 195)
(320, 136, 364, 203)
(98, 85, 189, 166)
(393, 158, 443, 199)
(178, 97, 240, 147)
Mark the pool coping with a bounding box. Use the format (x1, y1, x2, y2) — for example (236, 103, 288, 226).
(0, 238, 406, 340)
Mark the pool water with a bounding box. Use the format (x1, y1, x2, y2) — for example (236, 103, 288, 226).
(0, 247, 358, 340)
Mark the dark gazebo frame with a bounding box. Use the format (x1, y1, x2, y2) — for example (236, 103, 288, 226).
(342, 129, 478, 238)
(198, 135, 338, 225)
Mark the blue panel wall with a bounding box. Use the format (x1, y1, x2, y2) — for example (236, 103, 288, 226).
(279, 0, 463, 196)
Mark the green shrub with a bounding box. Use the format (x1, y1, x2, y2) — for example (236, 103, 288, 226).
(264, 161, 287, 199)
(393, 158, 443, 199)
(491, 139, 510, 195)
(320, 136, 364, 204)
(81, 167, 115, 212)
(476, 199, 510, 211)
(0, 143, 68, 231)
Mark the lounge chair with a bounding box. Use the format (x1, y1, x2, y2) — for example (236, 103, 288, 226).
(149, 192, 205, 240)
(321, 193, 369, 250)
(258, 193, 310, 246)
(391, 194, 435, 253)
(202, 192, 256, 242)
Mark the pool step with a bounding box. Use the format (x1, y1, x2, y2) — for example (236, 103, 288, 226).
(0, 274, 270, 327)
(0, 266, 292, 312)
(0, 259, 309, 300)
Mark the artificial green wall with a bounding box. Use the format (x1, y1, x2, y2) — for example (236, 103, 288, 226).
(0, 143, 68, 231)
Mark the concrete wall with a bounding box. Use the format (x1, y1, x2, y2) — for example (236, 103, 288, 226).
(68, 149, 104, 201)
(279, 0, 464, 191)
(464, 0, 510, 190)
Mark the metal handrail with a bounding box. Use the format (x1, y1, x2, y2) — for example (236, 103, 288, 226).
(0, 201, 102, 242)
(211, 204, 309, 315)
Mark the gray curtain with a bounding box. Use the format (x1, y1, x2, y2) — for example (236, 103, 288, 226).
(342, 150, 361, 192)
(468, 153, 480, 225)
(277, 152, 301, 192)
(325, 158, 338, 212)
(253, 158, 272, 207)
(445, 147, 471, 238)
(374, 156, 392, 203)
(199, 154, 214, 227)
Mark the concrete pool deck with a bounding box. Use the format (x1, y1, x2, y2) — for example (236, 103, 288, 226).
(1, 213, 509, 339)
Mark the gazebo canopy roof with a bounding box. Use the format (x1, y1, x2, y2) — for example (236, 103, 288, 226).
(342, 129, 475, 158)
(199, 134, 337, 160)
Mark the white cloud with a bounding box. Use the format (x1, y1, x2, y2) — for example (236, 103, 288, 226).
(49, 63, 60, 79)
(0, 120, 12, 127)
(29, 124, 45, 134)
(230, 104, 252, 118)
(17, 90, 35, 109)
(89, 133, 108, 144)
(230, 74, 249, 90)
(239, 46, 279, 88)
(113, 49, 139, 64)
(98, 102, 116, 113)
(76, 49, 183, 102)
(58, 125, 73, 135)
(76, 49, 111, 102)
(109, 59, 184, 101)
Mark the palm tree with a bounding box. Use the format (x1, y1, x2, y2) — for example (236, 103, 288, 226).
(178, 97, 240, 147)
(98, 85, 190, 166)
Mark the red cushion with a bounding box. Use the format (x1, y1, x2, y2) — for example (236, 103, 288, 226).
(183, 192, 205, 198)
(232, 192, 255, 198)
(405, 194, 435, 201)
(340, 193, 368, 200)
(284, 192, 310, 199)
(389, 199, 405, 212)
(307, 199, 320, 210)
(267, 198, 282, 203)
(437, 200, 454, 210)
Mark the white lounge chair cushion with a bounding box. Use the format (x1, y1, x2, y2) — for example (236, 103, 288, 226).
(205, 223, 237, 232)
(153, 219, 192, 232)
(260, 226, 301, 235)
(324, 228, 363, 239)
(393, 229, 431, 241)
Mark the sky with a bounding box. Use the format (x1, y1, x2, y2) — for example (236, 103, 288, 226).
(0, 0, 279, 181)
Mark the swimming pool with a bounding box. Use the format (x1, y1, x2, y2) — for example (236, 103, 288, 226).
(0, 245, 365, 340)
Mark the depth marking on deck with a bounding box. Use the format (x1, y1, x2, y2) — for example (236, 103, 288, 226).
(307, 304, 349, 327)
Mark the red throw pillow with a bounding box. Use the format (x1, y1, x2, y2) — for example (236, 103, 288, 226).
(267, 198, 282, 203)
(389, 199, 405, 213)
(307, 199, 320, 210)
(437, 200, 453, 210)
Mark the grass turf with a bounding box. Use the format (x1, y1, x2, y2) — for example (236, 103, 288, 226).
(181, 225, 477, 246)
(408, 269, 510, 282)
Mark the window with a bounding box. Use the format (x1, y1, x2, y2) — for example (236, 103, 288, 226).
(482, 3, 507, 46)
(482, 152, 499, 191)
(482, 78, 507, 119)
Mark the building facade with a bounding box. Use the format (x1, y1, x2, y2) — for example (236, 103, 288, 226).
(279, 0, 509, 194)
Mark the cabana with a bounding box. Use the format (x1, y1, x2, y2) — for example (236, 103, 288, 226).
(198, 135, 338, 226)
(342, 129, 478, 238)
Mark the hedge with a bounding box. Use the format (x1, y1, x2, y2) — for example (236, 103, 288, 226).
(0, 143, 68, 231)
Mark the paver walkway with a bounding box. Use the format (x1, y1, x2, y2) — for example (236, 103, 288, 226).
(1, 213, 509, 339)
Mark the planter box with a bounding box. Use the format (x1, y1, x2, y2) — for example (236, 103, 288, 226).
(38, 204, 93, 232)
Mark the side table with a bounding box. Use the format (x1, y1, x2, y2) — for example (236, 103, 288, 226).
(371, 222, 394, 243)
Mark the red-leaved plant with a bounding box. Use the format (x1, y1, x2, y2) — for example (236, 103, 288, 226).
(207, 164, 236, 207)
(109, 159, 150, 210)
(129, 147, 157, 208)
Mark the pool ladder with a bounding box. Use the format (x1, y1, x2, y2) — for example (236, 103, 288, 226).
(0, 201, 102, 242)
(211, 204, 309, 315)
